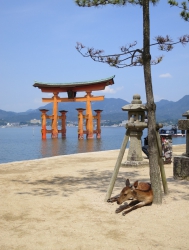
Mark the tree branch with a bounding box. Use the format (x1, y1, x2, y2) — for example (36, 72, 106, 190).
(76, 35, 189, 68)
(75, 0, 160, 7)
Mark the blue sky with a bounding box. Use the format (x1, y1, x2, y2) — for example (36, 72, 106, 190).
(0, 0, 189, 112)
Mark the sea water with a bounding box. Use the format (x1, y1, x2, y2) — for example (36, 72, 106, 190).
(0, 126, 186, 164)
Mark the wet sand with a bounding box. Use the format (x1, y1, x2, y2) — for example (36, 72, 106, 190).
(0, 144, 189, 250)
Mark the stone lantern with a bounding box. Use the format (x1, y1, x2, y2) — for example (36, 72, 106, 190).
(174, 110, 189, 180)
(178, 110, 189, 156)
(122, 94, 147, 165)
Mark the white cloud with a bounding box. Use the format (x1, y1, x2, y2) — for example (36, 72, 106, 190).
(102, 86, 116, 94)
(100, 86, 124, 94)
(159, 73, 172, 78)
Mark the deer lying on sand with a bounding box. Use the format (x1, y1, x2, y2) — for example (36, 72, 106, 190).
(107, 179, 153, 215)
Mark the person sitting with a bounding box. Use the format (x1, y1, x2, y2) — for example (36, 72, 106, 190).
(142, 136, 149, 159)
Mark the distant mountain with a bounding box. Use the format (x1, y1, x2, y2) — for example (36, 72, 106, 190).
(1, 96, 189, 123)
(156, 95, 189, 122)
(0, 109, 17, 118)
(0, 109, 40, 123)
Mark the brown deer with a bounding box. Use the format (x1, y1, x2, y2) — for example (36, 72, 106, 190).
(107, 179, 153, 215)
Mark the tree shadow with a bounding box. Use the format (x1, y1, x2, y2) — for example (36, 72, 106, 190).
(12, 167, 189, 201)
(164, 177, 189, 200)
(12, 169, 143, 197)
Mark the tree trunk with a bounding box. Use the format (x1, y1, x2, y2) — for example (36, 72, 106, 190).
(143, 0, 162, 204)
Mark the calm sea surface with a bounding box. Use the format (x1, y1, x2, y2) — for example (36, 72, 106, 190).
(0, 126, 186, 164)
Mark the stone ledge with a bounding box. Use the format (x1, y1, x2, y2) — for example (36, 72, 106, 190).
(121, 160, 149, 167)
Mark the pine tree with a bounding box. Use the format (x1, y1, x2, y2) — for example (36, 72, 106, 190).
(75, 0, 189, 204)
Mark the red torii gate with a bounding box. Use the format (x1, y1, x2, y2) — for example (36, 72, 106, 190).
(33, 76, 115, 139)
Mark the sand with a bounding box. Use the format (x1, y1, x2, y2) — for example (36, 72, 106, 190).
(0, 144, 189, 250)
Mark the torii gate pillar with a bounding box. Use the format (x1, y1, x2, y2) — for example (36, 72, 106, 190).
(59, 110, 68, 138)
(51, 92, 59, 138)
(86, 92, 94, 139)
(76, 108, 86, 139)
(40, 109, 49, 139)
(94, 109, 103, 139)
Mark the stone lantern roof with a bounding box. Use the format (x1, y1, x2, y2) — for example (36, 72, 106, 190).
(182, 110, 189, 119)
(122, 94, 147, 111)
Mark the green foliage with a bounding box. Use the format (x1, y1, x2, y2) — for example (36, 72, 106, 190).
(75, 0, 159, 7)
(168, 0, 189, 21)
(75, 0, 131, 6)
(168, 0, 178, 5)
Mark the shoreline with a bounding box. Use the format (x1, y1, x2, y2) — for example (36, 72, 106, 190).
(0, 148, 121, 166)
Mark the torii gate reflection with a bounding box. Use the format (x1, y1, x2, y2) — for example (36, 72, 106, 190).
(33, 76, 115, 139)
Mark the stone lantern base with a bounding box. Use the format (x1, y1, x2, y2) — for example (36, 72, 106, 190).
(173, 156, 189, 180)
(122, 159, 149, 167)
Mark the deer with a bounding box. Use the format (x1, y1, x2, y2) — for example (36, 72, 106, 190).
(107, 179, 153, 216)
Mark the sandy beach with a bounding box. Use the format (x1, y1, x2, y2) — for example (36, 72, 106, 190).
(0, 144, 189, 250)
